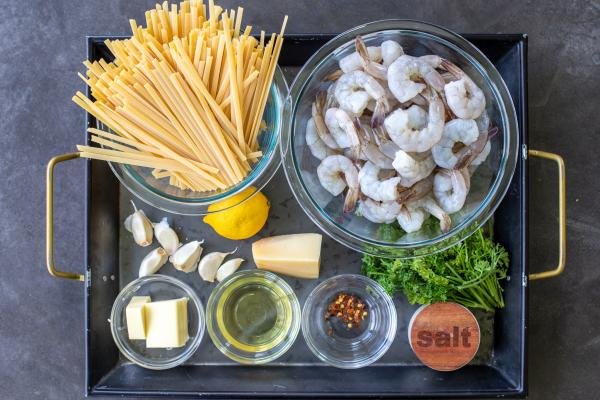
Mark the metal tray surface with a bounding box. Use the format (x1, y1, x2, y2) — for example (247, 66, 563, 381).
(84, 34, 528, 398)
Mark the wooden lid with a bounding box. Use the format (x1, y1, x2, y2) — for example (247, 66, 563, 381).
(408, 302, 480, 372)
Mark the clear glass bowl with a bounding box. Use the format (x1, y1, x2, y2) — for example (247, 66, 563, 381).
(281, 20, 518, 258)
(206, 270, 301, 364)
(302, 274, 397, 369)
(101, 66, 287, 216)
(109, 275, 205, 370)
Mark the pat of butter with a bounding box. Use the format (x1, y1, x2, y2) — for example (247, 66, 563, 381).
(145, 297, 189, 348)
(125, 296, 151, 340)
(252, 233, 322, 279)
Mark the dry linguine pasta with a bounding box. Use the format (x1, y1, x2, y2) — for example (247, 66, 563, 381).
(74, 0, 287, 191)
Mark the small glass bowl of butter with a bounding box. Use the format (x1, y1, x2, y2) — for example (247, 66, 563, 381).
(110, 275, 205, 369)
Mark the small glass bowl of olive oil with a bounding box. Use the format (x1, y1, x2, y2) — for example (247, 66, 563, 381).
(206, 270, 301, 364)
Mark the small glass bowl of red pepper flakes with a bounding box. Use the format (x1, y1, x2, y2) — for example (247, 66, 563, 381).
(302, 274, 397, 369)
(325, 292, 368, 333)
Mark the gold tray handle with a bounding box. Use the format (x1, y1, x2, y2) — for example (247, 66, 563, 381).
(528, 149, 566, 281)
(46, 152, 85, 281)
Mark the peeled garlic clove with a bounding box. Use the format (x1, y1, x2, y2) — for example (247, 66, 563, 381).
(125, 201, 153, 247)
(198, 248, 237, 282)
(170, 240, 204, 272)
(216, 258, 244, 282)
(153, 217, 180, 255)
(139, 247, 168, 277)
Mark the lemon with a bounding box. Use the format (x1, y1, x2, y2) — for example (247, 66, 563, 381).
(203, 187, 270, 240)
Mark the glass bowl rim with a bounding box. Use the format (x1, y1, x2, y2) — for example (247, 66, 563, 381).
(281, 19, 519, 258)
(109, 274, 205, 370)
(205, 269, 302, 364)
(301, 274, 397, 369)
(102, 65, 288, 216)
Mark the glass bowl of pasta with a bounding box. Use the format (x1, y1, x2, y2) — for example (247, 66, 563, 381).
(75, 5, 290, 216)
(281, 20, 518, 258)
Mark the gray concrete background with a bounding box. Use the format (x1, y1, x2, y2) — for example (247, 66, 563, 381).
(1, 0, 598, 399)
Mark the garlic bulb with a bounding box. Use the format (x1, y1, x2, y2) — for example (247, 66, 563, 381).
(198, 248, 237, 282)
(170, 240, 204, 272)
(124, 201, 153, 247)
(153, 218, 180, 255)
(139, 247, 168, 277)
(216, 258, 244, 282)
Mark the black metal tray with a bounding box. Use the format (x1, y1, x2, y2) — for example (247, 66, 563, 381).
(82, 33, 528, 398)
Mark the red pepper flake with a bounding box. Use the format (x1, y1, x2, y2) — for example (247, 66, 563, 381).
(325, 292, 368, 330)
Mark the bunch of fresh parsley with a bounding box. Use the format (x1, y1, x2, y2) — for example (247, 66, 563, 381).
(362, 228, 509, 311)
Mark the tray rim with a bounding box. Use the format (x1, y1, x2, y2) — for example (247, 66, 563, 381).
(83, 32, 529, 398)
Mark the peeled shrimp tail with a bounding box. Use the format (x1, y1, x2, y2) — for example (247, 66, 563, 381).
(325, 69, 344, 81)
(344, 187, 359, 213)
(454, 129, 489, 170)
(312, 93, 341, 149)
(356, 35, 388, 80)
(397, 175, 433, 204)
(306, 118, 337, 160)
(419, 196, 452, 233)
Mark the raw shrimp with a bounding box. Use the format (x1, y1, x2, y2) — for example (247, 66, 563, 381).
(358, 161, 401, 202)
(317, 155, 360, 212)
(355, 36, 387, 80)
(392, 150, 436, 187)
(357, 198, 401, 224)
(339, 46, 382, 73)
(305, 118, 336, 160)
(324, 108, 361, 149)
(442, 60, 486, 119)
(334, 70, 389, 115)
(419, 196, 452, 232)
(312, 93, 340, 149)
(387, 55, 445, 102)
(384, 90, 445, 152)
(431, 118, 479, 169)
(397, 203, 428, 233)
(433, 169, 469, 213)
(381, 40, 404, 67)
(397, 196, 451, 233)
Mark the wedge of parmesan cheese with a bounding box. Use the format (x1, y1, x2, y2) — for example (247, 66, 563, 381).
(252, 233, 322, 279)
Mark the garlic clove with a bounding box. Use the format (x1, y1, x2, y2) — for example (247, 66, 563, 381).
(169, 240, 204, 273)
(198, 248, 237, 282)
(153, 217, 180, 255)
(125, 201, 153, 247)
(139, 247, 168, 277)
(216, 258, 244, 282)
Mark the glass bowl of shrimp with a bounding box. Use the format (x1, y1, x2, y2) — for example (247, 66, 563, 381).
(281, 20, 519, 258)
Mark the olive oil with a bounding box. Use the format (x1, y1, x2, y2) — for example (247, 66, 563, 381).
(215, 276, 293, 352)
